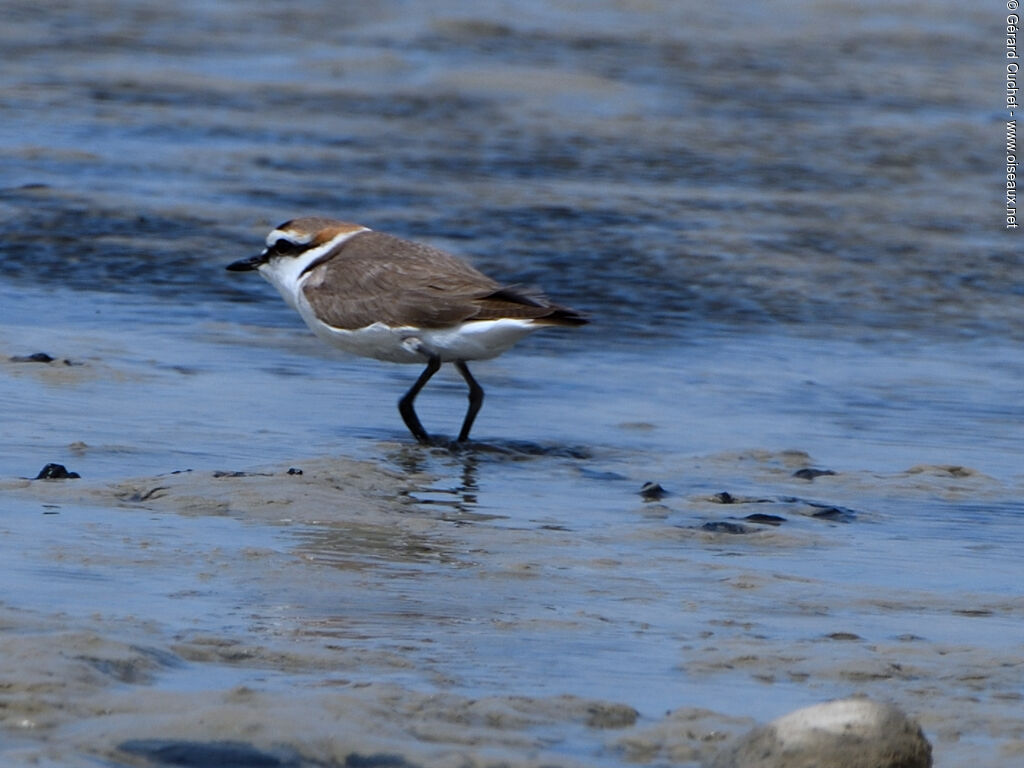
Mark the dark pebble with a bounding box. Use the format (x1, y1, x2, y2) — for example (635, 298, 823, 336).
(639, 481, 666, 500)
(793, 468, 836, 480)
(710, 491, 736, 504)
(810, 505, 856, 522)
(35, 463, 80, 480)
(701, 520, 750, 534)
(287, 467, 303, 475)
(10, 352, 55, 363)
(776, 497, 858, 522)
(744, 513, 786, 526)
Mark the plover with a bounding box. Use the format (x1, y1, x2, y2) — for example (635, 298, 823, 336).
(227, 217, 587, 442)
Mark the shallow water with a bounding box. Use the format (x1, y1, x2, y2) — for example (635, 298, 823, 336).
(1, 1, 1021, 766)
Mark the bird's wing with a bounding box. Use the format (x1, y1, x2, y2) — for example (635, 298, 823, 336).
(302, 231, 587, 329)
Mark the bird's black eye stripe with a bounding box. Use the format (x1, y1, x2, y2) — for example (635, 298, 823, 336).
(268, 238, 306, 257)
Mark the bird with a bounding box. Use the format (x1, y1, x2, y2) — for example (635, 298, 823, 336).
(227, 217, 588, 442)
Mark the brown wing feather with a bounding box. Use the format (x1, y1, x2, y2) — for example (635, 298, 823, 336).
(471, 286, 589, 325)
(302, 231, 587, 329)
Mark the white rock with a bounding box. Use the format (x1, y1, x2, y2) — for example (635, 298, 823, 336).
(709, 697, 932, 768)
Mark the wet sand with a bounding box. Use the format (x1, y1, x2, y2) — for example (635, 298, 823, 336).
(3, 443, 1023, 766)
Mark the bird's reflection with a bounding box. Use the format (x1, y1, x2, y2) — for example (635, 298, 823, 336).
(386, 435, 591, 520)
(387, 439, 492, 521)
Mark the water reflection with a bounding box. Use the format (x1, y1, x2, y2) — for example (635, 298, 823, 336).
(383, 438, 595, 521)
(386, 441, 486, 521)
(289, 443, 540, 572)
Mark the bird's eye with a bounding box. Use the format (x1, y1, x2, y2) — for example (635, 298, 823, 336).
(269, 239, 304, 256)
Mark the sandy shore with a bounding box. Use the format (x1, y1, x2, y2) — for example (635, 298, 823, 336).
(2, 454, 1021, 766)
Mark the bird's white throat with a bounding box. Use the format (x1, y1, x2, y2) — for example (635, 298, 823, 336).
(257, 227, 369, 310)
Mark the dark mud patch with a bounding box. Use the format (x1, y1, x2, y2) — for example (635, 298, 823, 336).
(118, 739, 309, 768)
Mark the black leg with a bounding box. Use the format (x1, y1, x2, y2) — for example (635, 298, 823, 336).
(455, 361, 484, 442)
(398, 356, 441, 442)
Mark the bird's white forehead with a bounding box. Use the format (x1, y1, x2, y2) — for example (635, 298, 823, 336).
(265, 219, 370, 250)
(266, 227, 314, 247)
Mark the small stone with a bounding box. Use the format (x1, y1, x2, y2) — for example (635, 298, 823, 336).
(711, 491, 736, 504)
(287, 467, 303, 475)
(35, 463, 80, 479)
(810, 505, 856, 523)
(10, 352, 55, 363)
(793, 467, 836, 480)
(744, 513, 786, 526)
(639, 481, 666, 500)
(701, 521, 749, 534)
